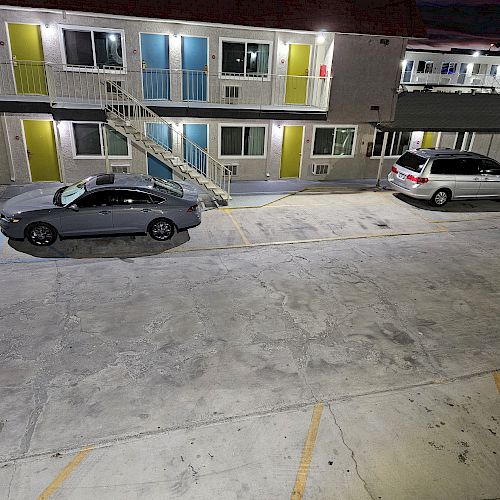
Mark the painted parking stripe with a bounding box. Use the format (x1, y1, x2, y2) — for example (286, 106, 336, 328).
(38, 446, 93, 499)
(494, 371, 500, 394)
(291, 403, 324, 500)
(222, 208, 251, 245)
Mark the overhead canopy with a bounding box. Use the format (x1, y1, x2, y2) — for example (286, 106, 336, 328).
(2, 0, 426, 37)
(377, 92, 500, 132)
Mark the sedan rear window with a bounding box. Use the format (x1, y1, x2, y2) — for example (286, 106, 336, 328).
(153, 177, 183, 198)
(396, 152, 427, 172)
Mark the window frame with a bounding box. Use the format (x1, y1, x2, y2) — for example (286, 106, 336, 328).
(218, 37, 273, 81)
(311, 125, 357, 159)
(454, 131, 475, 151)
(371, 129, 413, 159)
(218, 123, 268, 159)
(59, 24, 127, 73)
(416, 60, 434, 74)
(71, 121, 132, 160)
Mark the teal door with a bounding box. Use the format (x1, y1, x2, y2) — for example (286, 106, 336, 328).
(181, 37, 208, 101)
(183, 124, 207, 174)
(141, 33, 170, 100)
(146, 122, 173, 180)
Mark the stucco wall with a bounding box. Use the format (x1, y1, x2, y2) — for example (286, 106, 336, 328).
(328, 34, 406, 124)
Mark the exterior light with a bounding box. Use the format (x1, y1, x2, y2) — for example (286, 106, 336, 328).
(473, 51, 480, 57)
(402, 59, 407, 67)
(316, 35, 325, 45)
(108, 34, 117, 42)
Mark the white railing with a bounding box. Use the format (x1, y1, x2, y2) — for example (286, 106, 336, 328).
(104, 79, 231, 198)
(401, 70, 500, 90)
(0, 60, 332, 109)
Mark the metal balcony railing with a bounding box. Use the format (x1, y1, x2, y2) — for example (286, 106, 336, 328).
(0, 60, 332, 110)
(400, 70, 500, 91)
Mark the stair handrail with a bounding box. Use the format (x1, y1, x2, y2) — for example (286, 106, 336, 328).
(101, 76, 231, 197)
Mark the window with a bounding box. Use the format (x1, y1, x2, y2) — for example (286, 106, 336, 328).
(372, 130, 411, 157)
(312, 126, 356, 157)
(480, 159, 500, 175)
(431, 158, 480, 175)
(397, 152, 427, 173)
(153, 178, 183, 198)
(441, 62, 457, 74)
(220, 125, 266, 157)
(417, 61, 433, 73)
(115, 190, 154, 205)
(220, 39, 271, 77)
(77, 190, 113, 208)
(72, 123, 130, 158)
(454, 131, 475, 151)
(472, 63, 487, 75)
(490, 65, 499, 77)
(62, 27, 124, 69)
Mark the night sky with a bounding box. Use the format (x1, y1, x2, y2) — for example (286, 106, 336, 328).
(413, 0, 500, 49)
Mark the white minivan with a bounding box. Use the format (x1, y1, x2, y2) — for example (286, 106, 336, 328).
(388, 149, 500, 206)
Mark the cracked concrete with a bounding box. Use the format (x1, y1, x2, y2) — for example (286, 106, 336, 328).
(0, 190, 499, 498)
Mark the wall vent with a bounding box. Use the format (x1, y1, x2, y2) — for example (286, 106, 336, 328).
(222, 85, 241, 104)
(224, 164, 239, 176)
(111, 165, 128, 173)
(312, 163, 329, 175)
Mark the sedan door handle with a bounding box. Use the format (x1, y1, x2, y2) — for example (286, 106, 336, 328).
(141, 208, 152, 212)
(98, 210, 111, 215)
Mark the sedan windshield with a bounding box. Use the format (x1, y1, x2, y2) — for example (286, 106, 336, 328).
(57, 179, 89, 206)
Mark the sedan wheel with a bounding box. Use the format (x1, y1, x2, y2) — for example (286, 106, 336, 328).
(148, 219, 174, 241)
(26, 223, 57, 246)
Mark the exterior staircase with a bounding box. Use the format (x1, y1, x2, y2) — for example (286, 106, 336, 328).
(103, 79, 231, 204)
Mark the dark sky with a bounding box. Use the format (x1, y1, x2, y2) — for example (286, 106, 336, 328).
(412, 0, 500, 49)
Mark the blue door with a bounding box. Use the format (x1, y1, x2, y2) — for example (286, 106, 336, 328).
(181, 36, 208, 101)
(183, 124, 207, 174)
(141, 33, 170, 100)
(146, 122, 173, 180)
(148, 154, 172, 180)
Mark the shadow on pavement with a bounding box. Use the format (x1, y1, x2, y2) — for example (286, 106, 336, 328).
(8, 230, 190, 259)
(394, 193, 500, 213)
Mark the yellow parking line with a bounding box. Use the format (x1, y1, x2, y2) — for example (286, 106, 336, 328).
(222, 209, 251, 245)
(291, 403, 324, 500)
(494, 371, 500, 394)
(38, 446, 93, 499)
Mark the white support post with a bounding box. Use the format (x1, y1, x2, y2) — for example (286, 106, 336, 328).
(103, 124, 110, 173)
(375, 131, 388, 188)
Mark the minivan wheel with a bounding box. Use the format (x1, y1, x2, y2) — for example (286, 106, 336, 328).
(26, 222, 58, 246)
(430, 189, 450, 207)
(148, 218, 175, 241)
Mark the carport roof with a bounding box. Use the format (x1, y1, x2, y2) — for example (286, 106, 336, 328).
(377, 92, 500, 133)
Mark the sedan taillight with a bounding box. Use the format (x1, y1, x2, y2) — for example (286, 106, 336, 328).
(187, 204, 198, 212)
(391, 166, 398, 173)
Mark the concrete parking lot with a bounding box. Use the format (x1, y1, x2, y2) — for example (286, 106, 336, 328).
(0, 186, 499, 499)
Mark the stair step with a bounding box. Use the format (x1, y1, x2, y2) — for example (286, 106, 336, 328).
(187, 170, 201, 179)
(205, 182, 218, 190)
(196, 177, 210, 185)
(178, 164, 190, 173)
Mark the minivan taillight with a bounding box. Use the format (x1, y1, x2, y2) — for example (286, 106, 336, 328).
(406, 174, 429, 184)
(391, 166, 398, 173)
(187, 204, 198, 212)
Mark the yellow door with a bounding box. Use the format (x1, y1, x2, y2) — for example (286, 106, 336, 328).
(285, 44, 311, 105)
(422, 132, 435, 148)
(8, 23, 47, 95)
(280, 126, 303, 178)
(23, 120, 60, 182)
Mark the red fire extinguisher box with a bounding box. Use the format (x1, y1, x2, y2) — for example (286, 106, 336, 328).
(319, 64, 327, 78)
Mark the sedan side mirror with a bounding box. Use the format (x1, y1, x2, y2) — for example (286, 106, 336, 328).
(68, 204, 79, 211)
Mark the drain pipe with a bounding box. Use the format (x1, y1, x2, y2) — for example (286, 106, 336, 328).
(375, 131, 388, 188)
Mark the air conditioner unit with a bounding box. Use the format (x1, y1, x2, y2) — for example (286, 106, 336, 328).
(312, 163, 329, 175)
(111, 165, 128, 173)
(224, 163, 239, 176)
(221, 85, 241, 104)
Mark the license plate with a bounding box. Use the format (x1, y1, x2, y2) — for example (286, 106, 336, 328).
(397, 172, 406, 180)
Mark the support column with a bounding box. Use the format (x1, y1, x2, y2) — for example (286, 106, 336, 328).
(375, 131, 388, 188)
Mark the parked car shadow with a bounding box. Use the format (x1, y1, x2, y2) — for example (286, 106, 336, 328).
(393, 193, 500, 212)
(8, 230, 190, 259)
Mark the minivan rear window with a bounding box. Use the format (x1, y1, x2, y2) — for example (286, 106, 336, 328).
(396, 152, 427, 172)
